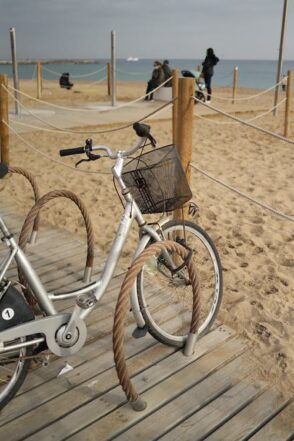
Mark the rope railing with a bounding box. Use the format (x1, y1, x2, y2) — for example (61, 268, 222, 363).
(5, 77, 172, 114)
(42, 64, 107, 78)
(211, 78, 284, 101)
(80, 75, 108, 87)
(99, 76, 173, 113)
(2, 121, 111, 175)
(195, 98, 286, 125)
(3, 98, 174, 171)
(6, 84, 111, 113)
(10, 101, 172, 133)
(193, 96, 294, 145)
(190, 163, 294, 222)
(4, 95, 174, 135)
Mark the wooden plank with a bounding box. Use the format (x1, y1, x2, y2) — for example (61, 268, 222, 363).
(204, 388, 289, 441)
(0, 328, 164, 437)
(0, 308, 198, 425)
(249, 399, 294, 441)
(27, 334, 243, 441)
(118, 359, 263, 441)
(5, 241, 86, 278)
(157, 381, 265, 441)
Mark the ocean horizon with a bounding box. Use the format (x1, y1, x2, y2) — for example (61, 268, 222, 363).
(1, 58, 294, 90)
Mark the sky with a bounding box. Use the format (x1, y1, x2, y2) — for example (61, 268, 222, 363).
(0, 0, 293, 60)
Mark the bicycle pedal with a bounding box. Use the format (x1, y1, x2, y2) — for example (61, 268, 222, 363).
(132, 325, 148, 339)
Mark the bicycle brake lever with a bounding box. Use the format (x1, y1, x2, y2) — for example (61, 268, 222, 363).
(75, 153, 101, 168)
(148, 134, 157, 148)
(75, 158, 89, 168)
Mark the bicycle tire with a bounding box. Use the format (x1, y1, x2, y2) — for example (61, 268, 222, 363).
(0, 338, 32, 410)
(137, 219, 223, 347)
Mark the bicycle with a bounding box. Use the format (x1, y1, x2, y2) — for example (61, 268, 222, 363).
(0, 123, 222, 410)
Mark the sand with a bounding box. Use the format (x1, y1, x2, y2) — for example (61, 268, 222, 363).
(1, 78, 293, 396)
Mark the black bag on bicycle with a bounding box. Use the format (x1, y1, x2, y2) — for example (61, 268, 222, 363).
(0, 284, 34, 331)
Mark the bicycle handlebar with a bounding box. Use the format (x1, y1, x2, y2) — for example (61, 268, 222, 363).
(59, 123, 156, 159)
(60, 147, 86, 157)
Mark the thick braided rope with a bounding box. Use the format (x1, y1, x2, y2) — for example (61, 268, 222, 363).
(18, 189, 95, 304)
(113, 240, 201, 404)
(8, 166, 41, 233)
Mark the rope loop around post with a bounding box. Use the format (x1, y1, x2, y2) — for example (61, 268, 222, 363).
(18, 189, 95, 305)
(113, 239, 200, 411)
(8, 166, 41, 243)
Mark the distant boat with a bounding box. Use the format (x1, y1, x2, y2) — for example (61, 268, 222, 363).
(126, 57, 139, 62)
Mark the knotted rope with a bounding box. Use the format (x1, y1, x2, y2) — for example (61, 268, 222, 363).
(113, 240, 200, 411)
(18, 189, 95, 305)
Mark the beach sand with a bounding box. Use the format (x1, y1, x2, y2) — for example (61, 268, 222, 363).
(1, 79, 293, 396)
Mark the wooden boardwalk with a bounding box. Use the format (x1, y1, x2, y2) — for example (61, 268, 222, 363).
(0, 204, 293, 441)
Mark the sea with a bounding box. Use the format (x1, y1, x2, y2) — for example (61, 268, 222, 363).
(1, 59, 294, 90)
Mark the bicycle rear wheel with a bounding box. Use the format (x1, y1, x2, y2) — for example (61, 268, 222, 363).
(0, 339, 32, 410)
(137, 220, 223, 347)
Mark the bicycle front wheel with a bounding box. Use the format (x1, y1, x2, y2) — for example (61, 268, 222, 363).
(137, 220, 223, 347)
(0, 338, 32, 410)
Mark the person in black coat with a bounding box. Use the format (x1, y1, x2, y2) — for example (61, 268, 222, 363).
(145, 61, 165, 101)
(162, 60, 172, 87)
(201, 48, 219, 102)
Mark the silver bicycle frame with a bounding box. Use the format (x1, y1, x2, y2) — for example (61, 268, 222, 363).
(0, 142, 168, 355)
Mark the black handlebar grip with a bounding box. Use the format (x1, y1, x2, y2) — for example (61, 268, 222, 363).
(59, 147, 85, 157)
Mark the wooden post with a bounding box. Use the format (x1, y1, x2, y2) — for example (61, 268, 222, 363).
(107, 62, 111, 96)
(232, 66, 238, 104)
(284, 70, 292, 137)
(174, 77, 194, 221)
(172, 69, 179, 145)
(111, 30, 116, 106)
(37, 62, 42, 99)
(0, 75, 9, 165)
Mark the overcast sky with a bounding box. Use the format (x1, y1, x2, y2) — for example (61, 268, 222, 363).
(0, 0, 293, 60)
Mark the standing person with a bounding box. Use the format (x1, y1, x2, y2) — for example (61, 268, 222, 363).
(162, 60, 172, 86)
(201, 48, 219, 102)
(145, 61, 164, 101)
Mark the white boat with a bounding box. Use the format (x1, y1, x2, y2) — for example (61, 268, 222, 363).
(126, 57, 139, 62)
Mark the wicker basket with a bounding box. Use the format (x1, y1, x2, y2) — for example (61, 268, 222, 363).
(122, 145, 192, 214)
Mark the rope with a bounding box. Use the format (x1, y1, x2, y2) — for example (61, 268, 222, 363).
(99, 76, 173, 113)
(42, 64, 107, 78)
(195, 98, 286, 125)
(113, 240, 200, 408)
(6, 84, 111, 113)
(11, 101, 172, 134)
(4, 96, 174, 134)
(5, 77, 172, 116)
(8, 166, 41, 234)
(211, 78, 284, 101)
(3, 121, 111, 175)
(190, 163, 294, 222)
(193, 97, 294, 145)
(80, 75, 107, 87)
(18, 189, 95, 305)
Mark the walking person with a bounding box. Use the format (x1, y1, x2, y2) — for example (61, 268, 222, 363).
(201, 48, 219, 103)
(145, 61, 164, 101)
